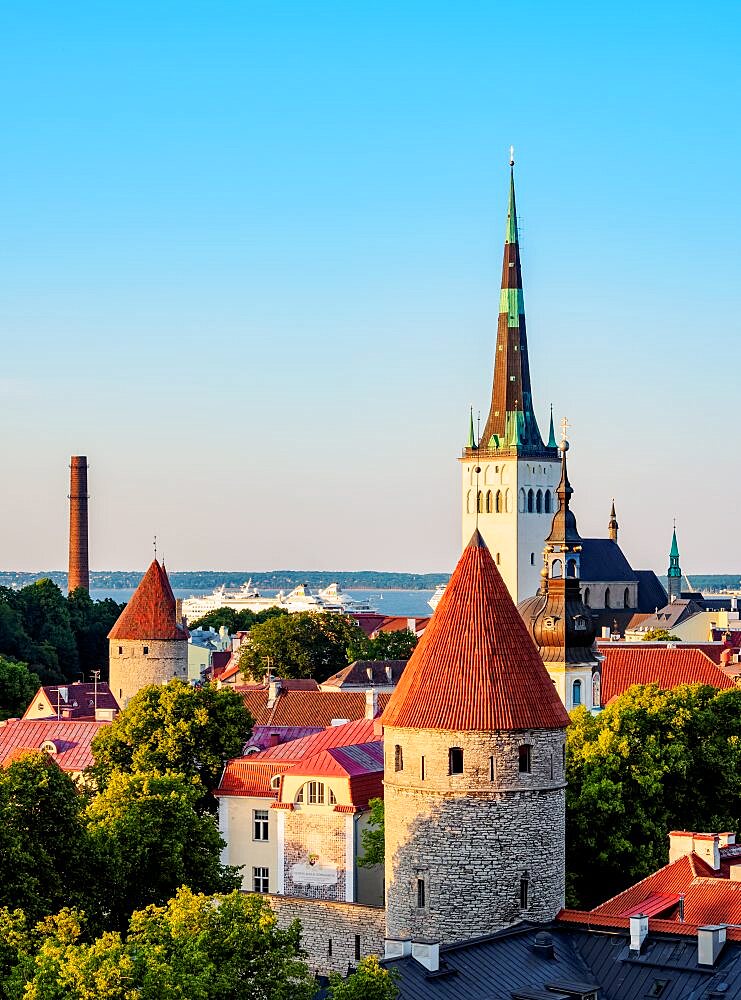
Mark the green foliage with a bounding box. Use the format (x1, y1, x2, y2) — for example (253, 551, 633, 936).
(188, 605, 287, 634)
(0, 754, 90, 925)
(238, 612, 367, 681)
(90, 679, 253, 798)
(0, 656, 39, 720)
(85, 772, 239, 930)
(641, 628, 682, 642)
(348, 629, 418, 663)
(358, 797, 385, 869)
(328, 956, 399, 1000)
(566, 684, 741, 907)
(13, 889, 316, 1000)
(66, 589, 124, 682)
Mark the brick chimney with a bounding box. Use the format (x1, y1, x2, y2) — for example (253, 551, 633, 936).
(68, 456, 89, 593)
(669, 831, 723, 870)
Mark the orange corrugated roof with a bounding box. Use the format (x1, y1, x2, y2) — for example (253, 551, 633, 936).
(108, 560, 188, 641)
(216, 759, 292, 797)
(601, 646, 733, 704)
(381, 531, 570, 732)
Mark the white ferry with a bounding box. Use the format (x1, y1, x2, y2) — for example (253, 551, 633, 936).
(182, 580, 377, 623)
(428, 584, 447, 611)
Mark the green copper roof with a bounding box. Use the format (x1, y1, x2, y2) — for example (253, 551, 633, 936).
(547, 405, 557, 448)
(670, 527, 680, 559)
(499, 287, 525, 324)
(505, 167, 518, 245)
(467, 407, 476, 448)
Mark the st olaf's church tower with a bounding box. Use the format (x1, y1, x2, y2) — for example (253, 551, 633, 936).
(460, 153, 560, 605)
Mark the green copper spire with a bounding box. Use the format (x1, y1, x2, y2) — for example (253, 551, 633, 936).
(670, 526, 680, 559)
(467, 407, 477, 449)
(668, 522, 682, 601)
(547, 405, 557, 448)
(505, 161, 518, 245)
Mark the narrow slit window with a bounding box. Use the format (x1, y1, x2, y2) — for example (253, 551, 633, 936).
(354, 934, 361, 960)
(417, 878, 426, 908)
(518, 744, 532, 774)
(394, 744, 403, 772)
(520, 874, 530, 909)
(420, 756, 425, 780)
(448, 747, 464, 774)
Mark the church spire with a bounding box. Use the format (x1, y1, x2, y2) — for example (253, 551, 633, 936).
(547, 404, 557, 448)
(466, 406, 477, 449)
(668, 523, 682, 602)
(608, 499, 619, 542)
(545, 433, 581, 546)
(478, 154, 551, 455)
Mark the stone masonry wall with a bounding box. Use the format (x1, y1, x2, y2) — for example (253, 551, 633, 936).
(109, 638, 188, 707)
(283, 809, 347, 902)
(384, 726, 566, 944)
(263, 894, 386, 975)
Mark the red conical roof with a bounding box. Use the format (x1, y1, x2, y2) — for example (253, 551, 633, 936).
(108, 560, 188, 641)
(381, 532, 569, 731)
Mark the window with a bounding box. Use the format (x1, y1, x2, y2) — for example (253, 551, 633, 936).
(485, 490, 493, 513)
(605, 587, 611, 609)
(354, 935, 361, 960)
(527, 488, 534, 513)
(417, 878, 426, 908)
(448, 747, 464, 774)
(477, 490, 484, 513)
(495, 489, 503, 513)
(518, 744, 532, 774)
(536, 489, 543, 513)
(270, 774, 281, 790)
(566, 558, 577, 578)
(623, 587, 630, 609)
(544, 489, 552, 514)
(584, 587, 590, 607)
(252, 867, 269, 893)
(143, 646, 149, 655)
(253, 809, 269, 841)
(420, 756, 425, 780)
(552, 558, 563, 578)
(549, 754, 554, 779)
(572, 679, 582, 706)
(296, 781, 336, 805)
(118, 646, 123, 655)
(328, 939, 333, 957)
(592, 672, 601, 708)
(530, 552, 535, 565)
(489, 755, 496, 781)
(520, 874, 530, 910)
(647, 981, 669, 998)
(519, 488, 526, 512)
(496, 552, 501, 565)
(394, 744, 404, 772)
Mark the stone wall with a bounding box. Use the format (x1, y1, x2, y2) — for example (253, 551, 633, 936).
(109, 638, 188, 707)
(264, 894, 386, 975)
(384, 726, 566, 944)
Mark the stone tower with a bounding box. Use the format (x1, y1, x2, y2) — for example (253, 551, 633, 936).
(382, 530, 570, 945)
(460, 156, 560, 604)
(68, 456, 90, 593)
(668, 525, 682, 602)
(519, 437, 602, 712)
(108, 559, 188, 708)
(608, 499, 619, 543)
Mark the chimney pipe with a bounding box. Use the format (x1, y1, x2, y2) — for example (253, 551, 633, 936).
(68, 456, 90, 593)
(629, 914, 649, 954)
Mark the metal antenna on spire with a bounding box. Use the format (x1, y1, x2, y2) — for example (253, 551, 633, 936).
(475, 465, 482, 530)
(509, 145, 515, 167)
(477, 410, 481, 449)
(153, 535, 157, 562)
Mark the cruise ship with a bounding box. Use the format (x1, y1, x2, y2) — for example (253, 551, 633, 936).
(181, 580, 378, 623)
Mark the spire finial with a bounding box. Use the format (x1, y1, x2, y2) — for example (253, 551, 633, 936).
(153, 535, 157, 562)
(509, 145, 515, 167)
(560, 416, 570, 447)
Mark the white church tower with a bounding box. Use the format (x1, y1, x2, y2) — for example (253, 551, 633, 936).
(459, 155, 560, 604)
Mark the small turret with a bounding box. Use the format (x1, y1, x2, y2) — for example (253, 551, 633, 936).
(608, 499, 619, 542)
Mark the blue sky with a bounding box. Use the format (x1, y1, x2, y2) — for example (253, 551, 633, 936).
(1, 1, 739, 574)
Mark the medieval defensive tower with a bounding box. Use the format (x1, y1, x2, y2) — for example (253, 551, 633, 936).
(68, 456, 89, 593)
(108, 559, 188, 708)
(381, 530, 570, 945)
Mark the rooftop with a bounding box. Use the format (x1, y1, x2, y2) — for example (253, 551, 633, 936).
(108, 560, 189, 642)
(0, 718, 106, 772)
(600, 645, 734, 705)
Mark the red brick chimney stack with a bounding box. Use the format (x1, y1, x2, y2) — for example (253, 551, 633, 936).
(68, 456, 89, 593)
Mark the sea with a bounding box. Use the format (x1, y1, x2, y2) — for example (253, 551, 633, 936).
(89, 588, 436, 619)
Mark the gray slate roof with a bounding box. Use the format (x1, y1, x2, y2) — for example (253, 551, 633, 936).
(579, 540, 637, 584)
(383, 921, 741, 1000)
(635, 571, 668, 614)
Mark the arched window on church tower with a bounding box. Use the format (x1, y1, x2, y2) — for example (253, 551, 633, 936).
(623, 587, 630, 609)
(495, 490, 503, 513)
(466, 490, 472, 514)
(485, 490, 493, 513)
(519, 489, 526, 512)
(477, 491, 484, 513)
(536, 489, 543, 513)
(527, 489, 534, 513)
(605, 588, 611, 609)
(544, 489, 552, 513)
(566, 558, 577, 578)
(572, 679, 582, 706)
(506, 489, 512, 512)
(584, 587, 590, 607)
(551, 559, 563, 578)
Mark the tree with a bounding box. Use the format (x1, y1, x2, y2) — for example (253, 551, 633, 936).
(188, 606, 287, 634)
(238, 612, 366, 681)
(348, 629, 418, 663)
(16, 890, 316, 1000)
(66, 590, 124, 683)
(566, 684, 741, 907)
(0, 656, 39, 720)
(328, 956, 398, 1000)
(17, 581, 79, 680)
(0, 753, 90, 924)
(641, 628, 682, 642)
(90, 679, 253, 799)
(84, 771, 239, 930)
(358, 798, 385, 868)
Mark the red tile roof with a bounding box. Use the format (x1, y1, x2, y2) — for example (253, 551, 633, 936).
(240, 689, 390, 728)
(108, 560, 189, 641)
(381, 531, 570, 732)
(600, 646, 734, 705)
(294, 741, 384, 779)
(215, 759, 292, 798)
(252, 719, 379, 761)
(245, 725, 324, 751)
(0, 719, 107, 772)
(557, 908, 741, 941)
